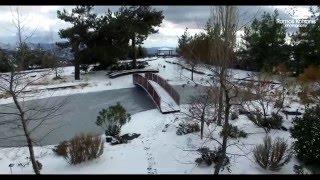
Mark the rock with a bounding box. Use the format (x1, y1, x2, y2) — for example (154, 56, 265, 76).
(121, 133, 140, 141)
(238, 109, 252, 115)
(281, 126, 288, 131)
(282, 110, 302, 116)
(110, 139, 121, 145)
(106, 136, 113, 143)
(110, 133, 140, 145)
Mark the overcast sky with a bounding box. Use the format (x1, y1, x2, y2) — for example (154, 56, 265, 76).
(0, 5, 315, 48)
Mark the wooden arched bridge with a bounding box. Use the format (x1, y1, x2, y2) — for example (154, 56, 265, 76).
(133, 73, 180, 114)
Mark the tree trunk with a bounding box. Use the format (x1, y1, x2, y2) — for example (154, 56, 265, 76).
(74, 45, 80, 80)
(74, 60, 80, 80)
(214, 101, 230, 174)
(191, 66, 194, 81)
(214, 129, 228, 174)
(217, 87, 223, 126)
(200, 113, 205, 139)
(55, 68, 58, 78)
(214, 76, 230, 175)
(131, 35, 137, 69)
(11, 90, 40, 175)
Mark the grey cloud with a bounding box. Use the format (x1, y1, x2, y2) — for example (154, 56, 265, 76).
(154, 6, 295, 29)
(0, 5, 314, 47)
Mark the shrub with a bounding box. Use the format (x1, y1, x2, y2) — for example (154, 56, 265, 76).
(247, 112, 264, 126)
(96, 102, 131, 137)
(55, 134, 104, 165)
(247, 112, 283, 132)
(195, 147, 229, 168)
(291, 105, 320, 165)
(53, 141, 68, 157)
(0, 91, 11, 99)
(253, 136, 292, 171)
(105, 125, 121, 137)
(220, 125, 247, 138)
(110, 62, 146, 71)
(263, 113, 283, 130)
(80, 64, 90, 73)
(0, 50, 10, 72)
(176, 122, 200, 135)
(230, 111, 239, 120)
(274, 100, 284, 109)
(91, 65, 106, 71)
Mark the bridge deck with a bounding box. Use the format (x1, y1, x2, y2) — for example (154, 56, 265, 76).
(148, 80, 180, 113)
(109, 69, 159, 78)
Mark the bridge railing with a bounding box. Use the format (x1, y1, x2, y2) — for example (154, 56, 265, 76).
(133, 73, 161, 109)
(145, 73, 180, 105)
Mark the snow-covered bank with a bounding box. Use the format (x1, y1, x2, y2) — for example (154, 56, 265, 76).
(0, 105, 302, 174)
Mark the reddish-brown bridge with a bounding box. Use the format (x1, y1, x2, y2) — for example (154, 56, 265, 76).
(133, 73, 180, 114)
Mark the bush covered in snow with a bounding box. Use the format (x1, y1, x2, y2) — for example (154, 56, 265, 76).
(53, 141, 68, 157)
(176, 122, 200, 135)
(291, 105, 320, 165)
(248, 112, 283, 132)
(266, 113, 283, 129)
(230, 112, 239, 120)
(195, 147, 230, 168)
(253, 136, 292, 171)
(220, 124, 247, 138)
(105, 125, 121, 137)
(96, 102, 131, 137)
(54, 134, 104, 165)
(110, 62, 146, 71)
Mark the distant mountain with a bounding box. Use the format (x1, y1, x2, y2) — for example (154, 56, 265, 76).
(28, 43, 56, 51)
(0, 42, 15, 50)
(1, 43, 178, 60)
(28, 42, 73, 61)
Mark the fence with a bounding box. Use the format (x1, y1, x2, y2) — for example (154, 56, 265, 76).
(144, 73, 180, 105)
(133, 73, 161, 109)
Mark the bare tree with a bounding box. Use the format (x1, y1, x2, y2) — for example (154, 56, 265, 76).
(205, 6, 240, 174)
(178, 33, 204, 81)
(186, 87, 218, 139)
(0, 49, 67, 174)
(240, 71, 292, 133)
(10, 7, 38, 71)
(48, 31, 63, 79)
(176, 6, 262, 174)
(0, 7, 66, 174)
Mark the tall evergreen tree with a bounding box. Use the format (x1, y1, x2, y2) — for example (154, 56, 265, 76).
(239, 10, 290, 72)
(90, 9, 130, 68)
(176, 28, 191, 56)
(115, 6, 164, 68)
(57, 6, 97, 80)
(291, 6, 320, 75)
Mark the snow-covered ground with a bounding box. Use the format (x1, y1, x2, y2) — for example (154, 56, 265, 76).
(0, 104, 305, 174)
(0, 56, 309, 174)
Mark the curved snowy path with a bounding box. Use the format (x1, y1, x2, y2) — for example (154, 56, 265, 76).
(0, 85, 206, 147)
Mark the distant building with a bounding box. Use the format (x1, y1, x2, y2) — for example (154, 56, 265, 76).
(157, 47, 174, 57)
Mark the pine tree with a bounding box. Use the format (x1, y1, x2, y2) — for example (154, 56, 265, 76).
(239, 10, 290, 72)
(115, 6, 164, 68)
(57, 6, 97, 80)
(291, 7, 320, 75)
